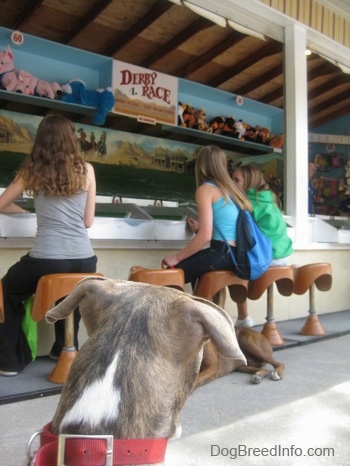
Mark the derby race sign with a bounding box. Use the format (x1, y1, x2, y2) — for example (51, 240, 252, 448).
(113, 60, 178, 126)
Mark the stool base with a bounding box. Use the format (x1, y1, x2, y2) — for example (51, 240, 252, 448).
(261, 322, 285, 346)
(48, 347, 77, 384)
(300, 314, 326, 336)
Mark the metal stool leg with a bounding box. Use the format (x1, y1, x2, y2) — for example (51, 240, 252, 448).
(48, 313, 78, 384)
(260, 284, 285, 346)
(299, 284, 326, 336)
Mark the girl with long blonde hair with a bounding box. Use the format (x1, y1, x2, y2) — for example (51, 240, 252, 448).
(162, 145, 251, 284)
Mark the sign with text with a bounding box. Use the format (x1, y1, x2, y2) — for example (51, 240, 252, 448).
(112, 60, 178, 126)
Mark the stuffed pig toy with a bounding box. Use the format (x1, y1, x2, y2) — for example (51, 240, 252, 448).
(0, 45, 18, 91)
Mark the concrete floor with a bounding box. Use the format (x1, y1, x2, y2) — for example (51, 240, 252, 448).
(0, 333, 349, 466)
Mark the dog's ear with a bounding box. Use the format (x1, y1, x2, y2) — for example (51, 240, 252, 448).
(45, 276, 108, 324)
(187, 296, 246, 364)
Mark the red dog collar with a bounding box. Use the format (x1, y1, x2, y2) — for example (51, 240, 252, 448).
(28, 423, 168, 465)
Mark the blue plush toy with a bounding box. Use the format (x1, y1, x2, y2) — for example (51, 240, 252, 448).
(61, 79, 115, 125)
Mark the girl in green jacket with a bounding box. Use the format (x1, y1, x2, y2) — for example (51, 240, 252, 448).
(232, 164, 293, 327)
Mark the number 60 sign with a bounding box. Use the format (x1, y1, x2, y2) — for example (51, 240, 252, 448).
(10, 30, 24, 46)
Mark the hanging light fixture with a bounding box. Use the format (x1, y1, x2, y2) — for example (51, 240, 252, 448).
(183, 2, 227, 27)
(168, 0, 227, 27)
(227, 20, 266, 41)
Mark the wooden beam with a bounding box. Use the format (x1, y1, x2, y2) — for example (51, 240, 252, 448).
(102, 0, 172, 57)
(141, 17, 212, 69)
(11, 0, 44, 29)
(64, 0, 115, 44)
(180, 31, 244, 77)
(208, 41, 283, 87)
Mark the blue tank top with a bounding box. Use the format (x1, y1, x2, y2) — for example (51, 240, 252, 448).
(205, 182, 239, 242)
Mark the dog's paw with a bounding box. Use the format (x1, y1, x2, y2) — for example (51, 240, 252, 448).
(252, 374, 262, 384)
(269, 370, 282, 381)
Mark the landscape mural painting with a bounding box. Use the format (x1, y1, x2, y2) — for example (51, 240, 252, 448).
(0, 109, 283, 206)
(0, 109, 198, 204)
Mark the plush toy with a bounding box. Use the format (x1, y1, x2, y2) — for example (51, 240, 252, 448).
(221, 116, 236, 137)
(61, 79, 115, 125)
(0, 46, 17, 91)
(268, 134, 284, 148)
(244, 125, 258, 142)
(208, 116, 225, 134)
(178, 102, 195, 128)
(0, 46, 62, 98)
(255, 126, 271, 144)
(15, 69, 62, 98)
(233, 119, 247, 139)
(193, 108, 210, 132)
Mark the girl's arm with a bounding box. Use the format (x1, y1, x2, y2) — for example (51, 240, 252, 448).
(0, 177, 29, 214)
(84, 163, 96, 228)
(162, 184, 214, 267)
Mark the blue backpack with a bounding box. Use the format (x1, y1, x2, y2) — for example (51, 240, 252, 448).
(215, 209, 272, 280)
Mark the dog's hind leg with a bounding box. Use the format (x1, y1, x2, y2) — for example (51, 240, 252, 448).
(236, 364, 270, 384)
(192, 342, 220, 390)
(266, 356, 285, 381)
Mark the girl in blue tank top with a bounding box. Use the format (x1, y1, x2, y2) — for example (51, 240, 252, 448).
(162, 145, 252, 284)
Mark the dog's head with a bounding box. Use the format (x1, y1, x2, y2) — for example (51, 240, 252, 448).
(46, 277, 245, 441)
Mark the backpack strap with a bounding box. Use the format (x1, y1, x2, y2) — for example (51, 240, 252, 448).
(213, 220, 237, 267)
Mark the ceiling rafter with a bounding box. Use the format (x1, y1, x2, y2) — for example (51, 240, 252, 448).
(307, 61, 340, 81)
(179, 31, 244, 77)
(310, 104, 350, 128)
(11, 0, 44, 30)
(234, 63, 283, 95)
(309, 88, 350, 116)
(308, 74, 350, 100)
(63, 0, 115, 44)
(102, 0, 172, 57)
(208, 41, 283, 87)
(260, 87, 283, 105)
(141, 17, 212, 69)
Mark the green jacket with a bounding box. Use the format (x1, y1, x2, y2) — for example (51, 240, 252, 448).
(246, 188, 293, 260)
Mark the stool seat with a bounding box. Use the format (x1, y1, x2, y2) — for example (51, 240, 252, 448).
(248, 266, 294, 300)
(128, 266, 185, 290)
(293, 263, 332, 295)
(194, 270, 249, 308)
(32, 272, 103, 384)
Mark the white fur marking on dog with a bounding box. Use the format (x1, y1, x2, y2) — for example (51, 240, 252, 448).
(61, 352, 121, 429)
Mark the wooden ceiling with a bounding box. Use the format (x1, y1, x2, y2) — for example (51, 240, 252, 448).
(1, 0, 349, 130)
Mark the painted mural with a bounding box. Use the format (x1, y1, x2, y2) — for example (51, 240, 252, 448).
(0, 109, 199, 204)
(0, 109, 284, 205)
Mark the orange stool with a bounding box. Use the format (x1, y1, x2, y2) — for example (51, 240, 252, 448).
(128, 265, 185, 290)
(248, 266, 294, 346)
(193, 270, 249, 308)
(31, 272, 104, 384)
(293, 263, 332, 336)
(0, 279, 4, 323)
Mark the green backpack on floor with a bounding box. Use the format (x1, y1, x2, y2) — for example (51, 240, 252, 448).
(22, 295, 37, 361)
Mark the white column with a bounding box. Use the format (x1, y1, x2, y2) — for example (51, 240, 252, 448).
(284, 24, 309, 245)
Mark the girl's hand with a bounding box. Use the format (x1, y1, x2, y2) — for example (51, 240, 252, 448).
(186, 217, 199, 233)
(161, 255, 179, 269)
